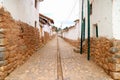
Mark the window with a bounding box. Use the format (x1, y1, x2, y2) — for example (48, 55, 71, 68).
(96, 24, 98, 37)
(90, 4, 92, 15)
(93, 24, 98, 37)
(35, 0, 37, 9)
(35, 21, 37, 28)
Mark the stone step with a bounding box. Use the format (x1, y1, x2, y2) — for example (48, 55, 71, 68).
(73, 48, 80, 53)
(77, 46, 80, 49)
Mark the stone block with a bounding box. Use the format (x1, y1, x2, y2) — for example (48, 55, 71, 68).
(109, 47, 119, 54)
(0, 34, 5, 38)
(107, 57, 118, 63)
(0, 28, 6, 34)
(107, 55, 120, 64)
(0, 38, 7, 46)
(0, 60, 7, 66)
(73, 48, 80, 53)
(110, 72, 120, 80)
(109, 63, 120, 71)
(0, 47, 6, 52)
(114, 53, 120, 58)
(0, 52, 5, 61)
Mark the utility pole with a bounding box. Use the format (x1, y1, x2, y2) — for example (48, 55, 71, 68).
(60, 23, 63, 37)
(80, 0, 84, 54)
(87, 0, 90, 60)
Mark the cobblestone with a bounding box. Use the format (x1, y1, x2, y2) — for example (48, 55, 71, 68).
(5, 37, 113, 80)
(5, 38, 57, 80)
(58, 37, 113, 80)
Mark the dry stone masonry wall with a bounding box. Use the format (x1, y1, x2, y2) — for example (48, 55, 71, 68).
(63, 36, 120, 80)
(0, 7, 40, 79)
(83, 37, 120, 80)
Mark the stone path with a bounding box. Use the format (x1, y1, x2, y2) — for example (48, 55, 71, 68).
(5, 37, 113, 80)
(58, 37, 113, 80)
(5, 38, 57, 80)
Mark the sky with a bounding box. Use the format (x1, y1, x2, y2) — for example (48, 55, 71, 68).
(39, 0, 79, 29)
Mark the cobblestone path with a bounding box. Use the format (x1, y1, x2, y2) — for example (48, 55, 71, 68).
(5, 37, 113, 80)
(58, 37, 113, 80)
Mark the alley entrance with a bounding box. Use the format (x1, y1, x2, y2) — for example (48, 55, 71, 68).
(5, 37, 112, 80)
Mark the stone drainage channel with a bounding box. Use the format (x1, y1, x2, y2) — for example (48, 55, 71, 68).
(57, 36, 64, 80)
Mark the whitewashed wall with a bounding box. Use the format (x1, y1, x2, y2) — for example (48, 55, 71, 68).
(90, 0, 113, 38)
(63, 23, 80, 40)
(80, 0, 113, 39)
(112, 0, 120, 39)
(0, 0, 40, 29)
(42, 24, 53, 37)
(63, 0, 120, 40)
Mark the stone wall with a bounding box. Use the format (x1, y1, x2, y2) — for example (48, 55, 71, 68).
(82, 37, 120, 80)
(0, 7, 41, 79)
(63, 36, 120, 79)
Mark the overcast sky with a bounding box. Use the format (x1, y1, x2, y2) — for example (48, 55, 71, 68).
(39, 0, 79, 28)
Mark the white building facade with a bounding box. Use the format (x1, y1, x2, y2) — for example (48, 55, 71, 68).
(62, 0, 120, 41)
(82, 0, 120, 39)
(62, 20, 80, 40)
(0, 0, 42, 30)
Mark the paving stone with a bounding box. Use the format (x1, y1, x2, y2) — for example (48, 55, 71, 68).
(5, 37, 113, 80)
(59, 37, 113, 80)
(5, 38, 57, 80)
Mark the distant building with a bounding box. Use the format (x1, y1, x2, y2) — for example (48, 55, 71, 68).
(39, 13, 54, 43)
(61, 19, 79, 41)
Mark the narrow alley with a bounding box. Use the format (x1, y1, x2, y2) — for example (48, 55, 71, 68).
(5, 37, 113, 80)
(1, 0, 120, 80)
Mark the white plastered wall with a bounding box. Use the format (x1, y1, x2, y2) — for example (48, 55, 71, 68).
(82, 0, 113, 39)
(0, 0, 40, 30)
(112, 0, 120, 39)
(90, 0, 113, 38)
